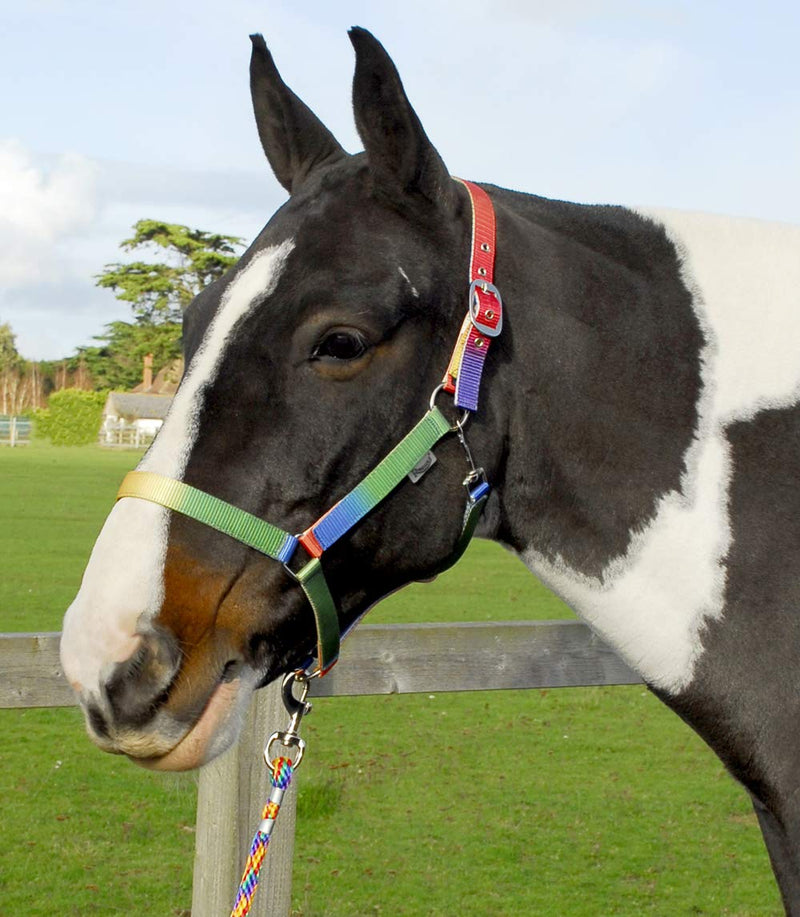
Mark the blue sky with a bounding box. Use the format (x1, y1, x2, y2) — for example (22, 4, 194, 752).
(2, 0, 798, 360)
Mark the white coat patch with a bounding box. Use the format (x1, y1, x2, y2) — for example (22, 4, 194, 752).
(521, 210, 800, 694)
(60, 241, 295, 697)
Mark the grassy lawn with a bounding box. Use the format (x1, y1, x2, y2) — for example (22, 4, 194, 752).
(0, 442, 783, 915)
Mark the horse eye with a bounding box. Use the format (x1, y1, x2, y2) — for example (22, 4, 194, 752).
(313, 330, 368, 362)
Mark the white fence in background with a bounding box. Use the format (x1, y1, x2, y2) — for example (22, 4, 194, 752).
(99, 421, 157, 448)
(0, 416, 31, 446)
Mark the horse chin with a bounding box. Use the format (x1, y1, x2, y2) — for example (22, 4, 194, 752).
(132, 673, 258, 772)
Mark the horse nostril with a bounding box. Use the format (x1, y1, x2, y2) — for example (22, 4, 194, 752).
(220, 660, 242, 683)
(104, 629, 181, 727)
(87, 702, 110, 739)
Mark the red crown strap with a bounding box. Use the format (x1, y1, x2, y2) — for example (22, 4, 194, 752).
(443, 179, 503, 411)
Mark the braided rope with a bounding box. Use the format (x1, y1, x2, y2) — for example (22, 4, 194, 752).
(230, 757, 294, 917)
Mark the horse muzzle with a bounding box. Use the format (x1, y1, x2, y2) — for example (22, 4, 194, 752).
(61, 615, 257, 770)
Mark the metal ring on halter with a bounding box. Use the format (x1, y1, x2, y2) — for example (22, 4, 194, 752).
(429, 383, 471, 431)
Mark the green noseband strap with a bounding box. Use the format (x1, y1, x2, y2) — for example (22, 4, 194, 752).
(117, 470, 340, 673)
(117, 471, 298, 562)
(115, 407, 471, 676)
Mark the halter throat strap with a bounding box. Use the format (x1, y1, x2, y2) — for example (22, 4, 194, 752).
(116, 178, 500, 677)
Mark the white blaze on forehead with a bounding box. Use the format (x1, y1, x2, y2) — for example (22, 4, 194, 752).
(141, 239, 295, 478)
(522, 210, 800, 694)
(60, 241, 295, 697)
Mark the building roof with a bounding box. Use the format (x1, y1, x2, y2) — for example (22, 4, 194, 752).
(104, 392, 174, 421)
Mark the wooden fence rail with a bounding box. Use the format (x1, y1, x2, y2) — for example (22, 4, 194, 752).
(0, 622, 642, 916)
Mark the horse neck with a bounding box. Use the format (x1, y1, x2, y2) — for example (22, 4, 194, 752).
(484, 188, 704, 578)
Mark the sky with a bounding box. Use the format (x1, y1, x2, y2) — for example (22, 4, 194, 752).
(2, 0, 798, 360)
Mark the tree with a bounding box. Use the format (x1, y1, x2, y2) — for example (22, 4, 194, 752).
(0, 322, 17, 368)
(0, 323, 23, 414)
(96, 220, 244, 324)
(76, 320, 183, 392)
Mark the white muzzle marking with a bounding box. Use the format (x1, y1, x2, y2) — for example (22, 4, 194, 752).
(60, 240, 295, 716)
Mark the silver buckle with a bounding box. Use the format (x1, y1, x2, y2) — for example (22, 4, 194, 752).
(468, 280, 503, 337)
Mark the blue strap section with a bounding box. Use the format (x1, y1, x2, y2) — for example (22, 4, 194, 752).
(309, 408, 452, 552)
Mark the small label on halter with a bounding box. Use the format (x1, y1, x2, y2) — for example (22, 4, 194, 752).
(408, 451, 437, 483)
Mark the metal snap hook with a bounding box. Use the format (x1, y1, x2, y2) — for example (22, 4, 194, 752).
(264, 670, 314, 771)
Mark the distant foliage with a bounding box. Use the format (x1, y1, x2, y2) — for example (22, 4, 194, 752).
(89, 218, 244, 389)
(96, 219, 244, 325)
(34, 389, 107, 446)
(76, 320, 183, 391)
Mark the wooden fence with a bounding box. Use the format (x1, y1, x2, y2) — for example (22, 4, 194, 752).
(1, 622, 642, 916)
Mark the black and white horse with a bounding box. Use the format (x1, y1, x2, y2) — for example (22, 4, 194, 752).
(61, 28, 800, 912)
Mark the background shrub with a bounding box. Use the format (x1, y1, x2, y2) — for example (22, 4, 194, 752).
(34, 389, 107, 445)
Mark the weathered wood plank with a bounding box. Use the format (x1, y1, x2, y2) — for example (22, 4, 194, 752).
(0, 622, 642, 710)
(0, 632, 73, 708)
(310, 620, 642, 698)
(0, 623, 642, 917)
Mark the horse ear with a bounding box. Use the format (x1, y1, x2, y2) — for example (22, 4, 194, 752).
(249, 34, 347, 194)
(348, 28, 454, 211)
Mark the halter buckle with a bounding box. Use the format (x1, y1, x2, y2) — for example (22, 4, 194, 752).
(468, 280, 503, 337)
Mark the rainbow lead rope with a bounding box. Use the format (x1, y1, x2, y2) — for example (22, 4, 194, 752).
(231, 755, 295, 917)
(231, 672, 312, 917)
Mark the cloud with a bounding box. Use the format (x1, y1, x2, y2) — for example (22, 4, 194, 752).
(0, 141, 98, 285)
(91, 158, 284, 243)
(0, 146, 287, 360)
(0, 276, 127, 363)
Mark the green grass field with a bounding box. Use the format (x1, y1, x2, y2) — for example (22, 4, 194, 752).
(0, 443, 783, 915)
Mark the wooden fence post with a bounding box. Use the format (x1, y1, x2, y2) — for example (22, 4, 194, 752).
(192, 680, 298, 917)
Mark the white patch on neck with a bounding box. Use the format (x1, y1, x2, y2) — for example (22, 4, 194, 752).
(398, 265, 419, 298)
(60, 240, 295, 697)
(521, 210, 800, 694)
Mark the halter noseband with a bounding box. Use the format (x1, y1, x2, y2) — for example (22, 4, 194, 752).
(115, 179, 502, 677)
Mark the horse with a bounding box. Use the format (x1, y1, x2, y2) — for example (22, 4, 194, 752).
(60, 27, 800, 913)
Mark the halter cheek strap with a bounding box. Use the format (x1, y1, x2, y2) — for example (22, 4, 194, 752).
(115, 178, 501, 677)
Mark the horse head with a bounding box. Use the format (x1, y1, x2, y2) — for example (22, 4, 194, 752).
(60, 29, 506, 771)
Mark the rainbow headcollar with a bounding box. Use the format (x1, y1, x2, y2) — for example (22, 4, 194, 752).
(116, 179, 502, 677)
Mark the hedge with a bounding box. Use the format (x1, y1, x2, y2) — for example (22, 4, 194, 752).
(34, 389, 107, 446)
